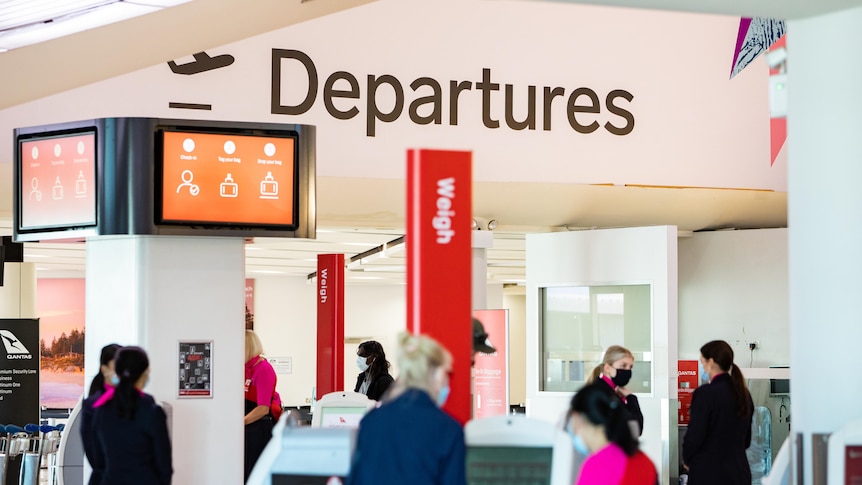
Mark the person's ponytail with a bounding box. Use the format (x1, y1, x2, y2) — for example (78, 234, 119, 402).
(586, 364, 602, 384)
(730, 363, 752, 417)
(111, 346, 149, 420)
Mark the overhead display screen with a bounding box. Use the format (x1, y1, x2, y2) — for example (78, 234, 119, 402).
(160, 131, 297, 227)
(18, 131, 97, 231)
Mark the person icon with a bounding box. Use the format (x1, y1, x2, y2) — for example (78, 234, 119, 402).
(176, 170, 200, 196)
(29, 177, 42, 201)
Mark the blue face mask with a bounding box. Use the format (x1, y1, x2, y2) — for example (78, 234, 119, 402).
(566, 423, 590, 456)
(436, 385, 450, 407)
(699, 360, 710, 383)
(110, 374, 120, 386)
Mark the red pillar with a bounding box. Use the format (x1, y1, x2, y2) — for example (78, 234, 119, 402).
(316, 254, 344, 397)
(406, 149, 472, 424)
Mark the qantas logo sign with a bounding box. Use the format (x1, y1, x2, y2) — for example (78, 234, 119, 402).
(0, 330, 33, 359)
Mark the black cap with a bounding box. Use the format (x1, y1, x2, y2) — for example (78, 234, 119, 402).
(472, 317, 496, 354)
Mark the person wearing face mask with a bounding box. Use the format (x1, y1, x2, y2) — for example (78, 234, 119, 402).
(90, 346, 172, 485)
(682, 340, 753, 485)
(80, 343, 121, 485)
(347, 331, 466, 485)
(567, 384, 657, 485)
(585, 345, 644, 436)
(353, 340, 394, 401)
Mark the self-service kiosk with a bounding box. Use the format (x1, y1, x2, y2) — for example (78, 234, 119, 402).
(465, 415, 575, 485)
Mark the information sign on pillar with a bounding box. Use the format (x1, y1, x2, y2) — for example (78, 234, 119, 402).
(406, 149, 472, 425)
(0, 319, 40, 426)
(316, 254, 345, 397)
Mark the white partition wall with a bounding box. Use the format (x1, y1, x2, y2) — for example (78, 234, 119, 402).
(525, 226, 678, 482)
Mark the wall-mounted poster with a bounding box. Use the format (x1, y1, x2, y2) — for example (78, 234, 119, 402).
(245, 278, 254, 330)
(37, 278, 85, 409)
(178, 341, 212, 398)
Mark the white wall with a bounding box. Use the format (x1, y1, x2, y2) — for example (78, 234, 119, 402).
(502, 290, 527, 406)
(253, 277, 408, 407)
(678, 229, 789, 366)
(253, 277, 512, 407)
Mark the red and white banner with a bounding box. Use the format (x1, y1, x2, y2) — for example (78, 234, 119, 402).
(472, 309, 508, 420)
(316, 254, 344, 396)
(407, 149, 472, 425)
(678, 360, 699, 425)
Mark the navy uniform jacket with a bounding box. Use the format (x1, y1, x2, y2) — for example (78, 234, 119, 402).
(348, 388, 466, 485)
(80, 391, 107, 485)
(353, 370, 394, 401)
(682, 373, 753, 485)
(92, 393, 173, 485)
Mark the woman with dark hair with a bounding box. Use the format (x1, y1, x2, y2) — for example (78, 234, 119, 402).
(567, 384, 656, 485)
(80, 343, 121, 485)
(353, 340, 394, 401)
(683, 340, 754, 485)
(91, 346, 172, 485)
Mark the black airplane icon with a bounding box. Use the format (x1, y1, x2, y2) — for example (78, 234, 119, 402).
(168, 51, 235, 75)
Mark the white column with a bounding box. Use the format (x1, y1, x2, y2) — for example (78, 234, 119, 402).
(788, 7, 862, 484)
(85, 236, 245, 485)
(0, 262, 36, 318)
(472, 230, 494, 310)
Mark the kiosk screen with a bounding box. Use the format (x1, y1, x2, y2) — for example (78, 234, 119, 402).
(466, 446, 553, 485)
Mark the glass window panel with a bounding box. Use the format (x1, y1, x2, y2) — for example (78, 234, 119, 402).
(540, 284, 652, 393)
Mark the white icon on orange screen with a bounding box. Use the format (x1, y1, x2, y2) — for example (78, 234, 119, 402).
(75, 170, 87, 197)
(52, 177, 64, 200)
(29, 178, 42, 201)
(176, 170, 200, 196)
(260, 172, 279, 199)
(224, 140, 236, 155)
(54, 144, 61, 157)
(220, 174, 238, 198)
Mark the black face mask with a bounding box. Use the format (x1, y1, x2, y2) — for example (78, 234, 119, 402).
(612, 368, 632, 387)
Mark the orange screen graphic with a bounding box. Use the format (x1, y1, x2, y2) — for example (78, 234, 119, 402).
(19, 133, 97, 230)
(161, 131, 296, 226)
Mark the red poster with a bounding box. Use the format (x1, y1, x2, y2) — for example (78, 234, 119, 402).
(472, 309, 508, 420)
(678, 360, 699, 425)
(406, 149, 472, 425)
(316, 254, 344, 396)
(847, 445, 862, 485)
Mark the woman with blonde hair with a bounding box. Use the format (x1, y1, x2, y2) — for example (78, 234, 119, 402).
(347, 331, 466, 485)
(244, 329, 281, 482)
(585, 345, 644, 436)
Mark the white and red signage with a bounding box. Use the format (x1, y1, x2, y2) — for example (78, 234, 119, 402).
(472, 309, 508, 420)
(678, 360, 699, 425)
(407, 149, 472, 425)
(19, 132, 96, 230)
(316, 254, 344, 396)
(160, 131, 296, 226)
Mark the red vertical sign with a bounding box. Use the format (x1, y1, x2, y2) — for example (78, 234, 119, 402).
(678, 360, 699, 425)
(472, 309, 508, 419)
(846, 445, 862, 485)
(316, 254, 344, 396)
(407, 149, 472, 425)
